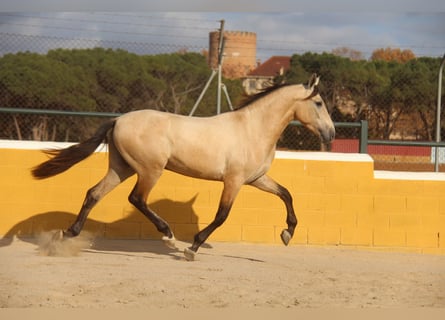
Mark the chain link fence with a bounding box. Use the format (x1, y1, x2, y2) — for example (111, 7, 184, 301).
(1, 32, 444, 172)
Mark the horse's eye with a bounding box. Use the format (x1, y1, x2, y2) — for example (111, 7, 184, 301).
(315, 101, 323, 107)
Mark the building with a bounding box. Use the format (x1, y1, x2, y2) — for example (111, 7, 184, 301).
(242, 56, 291, 95)
(208, 30, 257, 79)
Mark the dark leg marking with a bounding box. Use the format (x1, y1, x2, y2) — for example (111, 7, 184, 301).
(128, 186, 174, 239)
(250, 175, 297, 246)
(277, 184, 297, 244)
(184, 203, 232, 261)
(64, 188, 101, 237)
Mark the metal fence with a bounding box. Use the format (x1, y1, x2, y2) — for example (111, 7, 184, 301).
(1, 31, 445, 172)
(3, 107, 445, 172)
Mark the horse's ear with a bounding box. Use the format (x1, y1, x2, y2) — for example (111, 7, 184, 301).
(304, 74, 320, 100)
(307, 73, 320, 89)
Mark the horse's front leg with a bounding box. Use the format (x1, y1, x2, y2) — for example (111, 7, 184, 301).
(184, 179, 242, 261)
(249, 175, 297, 246)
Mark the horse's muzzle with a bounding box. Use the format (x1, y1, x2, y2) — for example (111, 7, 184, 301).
(320, 126, 335, 151)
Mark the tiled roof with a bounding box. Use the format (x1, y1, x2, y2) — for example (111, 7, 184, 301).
(247, 56, 291, 77)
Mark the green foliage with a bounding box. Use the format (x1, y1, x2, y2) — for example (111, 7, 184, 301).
(0, 48, 443, 143)
(284, 53, 444, 140)
(0, 48, 241, 140)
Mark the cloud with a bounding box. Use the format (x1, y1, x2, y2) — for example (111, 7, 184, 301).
(221, 12, 445, 58)
(2, 0, 445, 12)
(1, 11, 444, 59)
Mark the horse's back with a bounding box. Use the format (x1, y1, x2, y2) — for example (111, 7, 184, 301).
(110, 109, 247, 180)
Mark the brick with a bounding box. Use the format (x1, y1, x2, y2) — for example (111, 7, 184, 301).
(147, 186, 176, 202)
(325, 211, 357, 227)
(141, 221, 163, 240)
(340, 227, 373, 246)
(422, 214, 445, 226)
(298, 211, 325, 227)
(158, 171, 195, 188)
(325, 176, 358, 194)
(373, 195, 406, 213)
(31, 215, 75, 235)
(82, 220, 106, 237)
(292, 176, 326, 194)
(256, 208, 285, 226)
(307, 227, 340, 245)
(439, 198, 445, 215)
(209, 224, 242, 242)
(92, 203, 125, 223)
(121, 204, 146, 222)
(193, 206, 225, 224)
(105, 221, 141, 239)
(269, 159, 306, 178)
(337, 161, 374, 179)
(360, 179, 392, 195)
(242, 225, 275, 243)
(0, 212, 33, 237)
(357, 212, 390, 228)
(242, 190, 283, 209)
(171, 223, 204, 242)
(389, 214, 422, 230)
(386, 180, 424, 196)
(151, 201, 194, 224)
(228, 208, 259, 225)
(373, 229, 406, 247)
(288, 226, 308, 244)
(303, 193, 341, 212)
(406, 231, 439, 248)
(441, 231, 445, 248)
(407, 197, 440, 215)
(423, 181, 445, 196)
(341, 194, 373, 214)
(305, 160, 338, 177)
(0, 185, 28, 205)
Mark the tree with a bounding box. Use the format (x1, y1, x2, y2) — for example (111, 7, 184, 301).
(283, 52, 442, 141)
(332, 47, 364, 61)
(371, 47, 416, 63)
(0, 48, 244, 140)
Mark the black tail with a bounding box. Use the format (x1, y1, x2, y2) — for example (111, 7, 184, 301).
(31, 120, 116, 179)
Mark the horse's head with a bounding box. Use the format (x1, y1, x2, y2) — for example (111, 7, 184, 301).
(293, 74, 335, 150)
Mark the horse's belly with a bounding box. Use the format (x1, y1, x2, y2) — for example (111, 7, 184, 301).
(165, 153, 225, 181)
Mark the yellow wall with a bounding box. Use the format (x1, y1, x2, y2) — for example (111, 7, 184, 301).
(1, 143, 445, 255)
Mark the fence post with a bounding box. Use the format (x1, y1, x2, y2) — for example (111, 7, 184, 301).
(434, 53, 445, 172)
(359, 120, 368, 153)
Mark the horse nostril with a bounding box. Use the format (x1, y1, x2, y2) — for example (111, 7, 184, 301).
(322, 127, 335, 143)
(330, 128, 335, 141)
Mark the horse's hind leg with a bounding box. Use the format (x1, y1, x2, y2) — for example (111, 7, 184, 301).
(64, 140, 134, 238)
(65, 168, 130, 237)
(249, 175, 297, 246)
(128, 173, 176, 249)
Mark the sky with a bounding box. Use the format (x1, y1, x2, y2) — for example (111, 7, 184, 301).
(0, 1, 444, 61)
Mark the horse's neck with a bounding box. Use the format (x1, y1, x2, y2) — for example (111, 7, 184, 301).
(244, 91, 295, 143)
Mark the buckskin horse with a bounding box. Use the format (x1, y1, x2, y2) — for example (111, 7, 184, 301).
(32, 74, 335, 261)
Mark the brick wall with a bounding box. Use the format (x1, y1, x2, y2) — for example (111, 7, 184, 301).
(208, 30, 257, 78)
(1, 142, 444, 255)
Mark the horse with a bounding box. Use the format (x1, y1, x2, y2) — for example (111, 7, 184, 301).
(31, 74, 335, 261)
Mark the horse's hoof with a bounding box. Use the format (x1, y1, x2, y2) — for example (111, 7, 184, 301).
(62, 230, 75, 238)
(51, 230, 64, 241)
(162, 236, 177, 249)
(184, 247, 196, 261)
(280, 229, 292, 246)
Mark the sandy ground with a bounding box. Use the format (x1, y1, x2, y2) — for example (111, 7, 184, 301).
(1, 235, 445, 309)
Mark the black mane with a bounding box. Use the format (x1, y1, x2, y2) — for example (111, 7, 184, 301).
(236, 82, 293, 110)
